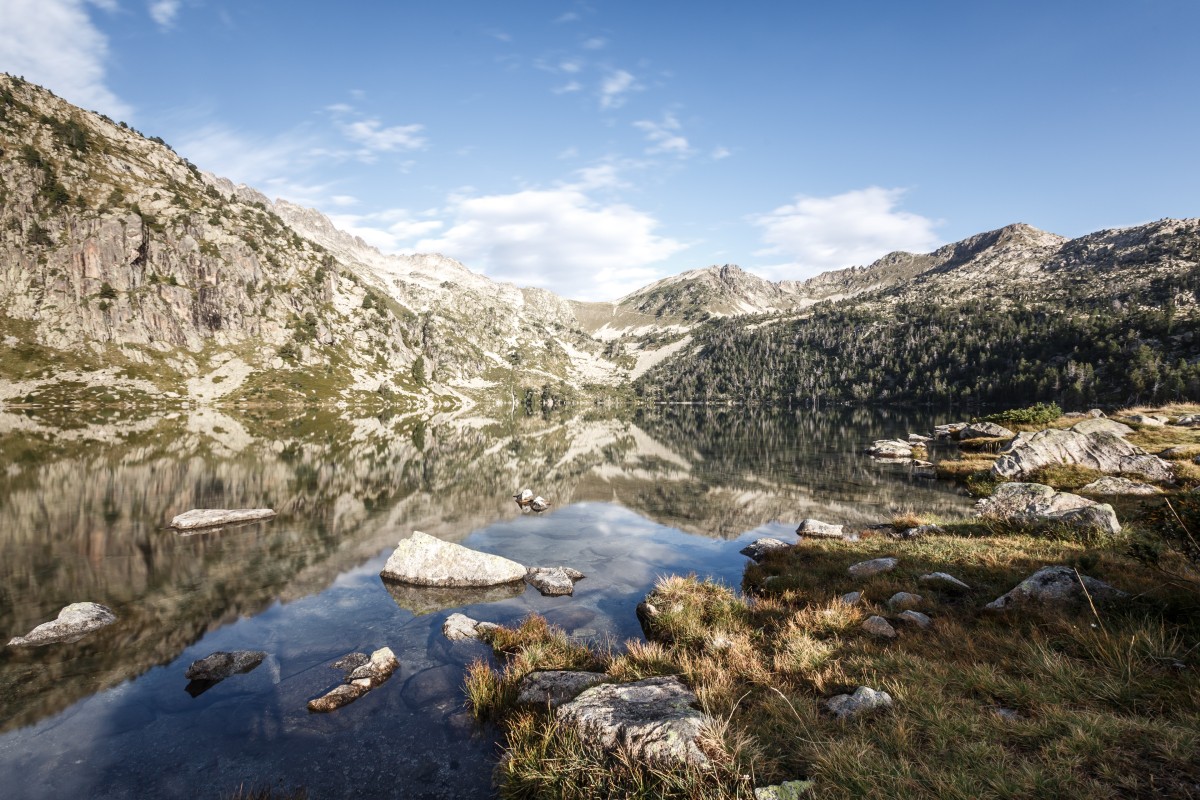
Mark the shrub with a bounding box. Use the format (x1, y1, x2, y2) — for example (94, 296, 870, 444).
(981, 401, 1062, 426)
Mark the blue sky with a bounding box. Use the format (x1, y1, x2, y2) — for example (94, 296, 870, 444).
(2, 0, 1198, 300)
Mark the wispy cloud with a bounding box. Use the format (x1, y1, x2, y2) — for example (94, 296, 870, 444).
(633, 113, 692, 157)
(750, 187, 941, 279)
(599, 69, 638, 109)
(711, 146, 731, 160)
(341, 118, 426, 155)
(553, 80, 583, 94)
(148, 0, 181, 29)
(0, 0, 131, 119)
(582, 37, 607, 50)
(174, 123, 327, 202)
(327, 208, 444, 252)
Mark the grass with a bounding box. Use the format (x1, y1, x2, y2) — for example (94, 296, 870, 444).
(469, 522, 1200, 799)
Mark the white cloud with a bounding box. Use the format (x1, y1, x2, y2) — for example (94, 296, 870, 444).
(553, 80, 583, 94)
(330, 195, 359, 207)
(411, 186, 687, 301)
(341, 118, 426, 157)
(599, 69, 638, 109)
(0, 0, 131, 119)
(710, 146, 731, 160)
(633, 113, 692, 156)
(175, 123, 327, 201)
(149, 0, 181, 29)
(751, 187, 941, 279)
(327, 208, 445, 252)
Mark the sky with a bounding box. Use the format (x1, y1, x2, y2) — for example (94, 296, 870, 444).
(1, 0, 1199, 301)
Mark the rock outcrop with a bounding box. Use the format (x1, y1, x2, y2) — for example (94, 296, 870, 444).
(516, 670, 609, 709)
(975, 483, 1121, 535)
(991, 429, 1173, 484)
(380, 531, 526, 587)
(7, 602, 117, 646)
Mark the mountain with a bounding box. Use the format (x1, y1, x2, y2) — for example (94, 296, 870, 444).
(0, 74, 617, 411)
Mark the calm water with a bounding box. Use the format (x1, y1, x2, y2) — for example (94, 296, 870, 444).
(0, 405, 971, 799)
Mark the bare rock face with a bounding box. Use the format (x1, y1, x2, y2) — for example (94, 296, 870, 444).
(1079, 477, 1162, 496)
(796, 519, 844, 538)
(825, 686, 893, 719)
(525, 566, 585, 596)
(170, 508, 276, 530)
(959, 422, 1015, 439)
(380, 531, 526, 587)
(741, 538, 793, 560)
(975, 483, 1121, 535)
(7, 602, 117, 646)
(516, 670, 609, 709)
(1070, 419, 1133, 437)
(991, 429, 1173, 483)
(442, 613, 499, 642)
(185, 650, 266, 681)
(848, 557, 898, 579)
(555, 676, 712, 766)
(985, 566, 1128, 611)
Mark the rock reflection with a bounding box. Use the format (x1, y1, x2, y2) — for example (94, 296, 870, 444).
(382, 579, 527, 616)
(0, 403, 969, 733)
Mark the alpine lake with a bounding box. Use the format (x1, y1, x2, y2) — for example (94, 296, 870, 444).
(0, 403, 973, 799)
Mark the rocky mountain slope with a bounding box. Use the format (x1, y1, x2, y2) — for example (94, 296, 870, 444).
(0, 74, 616, 410)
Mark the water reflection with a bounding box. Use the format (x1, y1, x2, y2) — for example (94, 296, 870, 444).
(0, 404, 970, 798)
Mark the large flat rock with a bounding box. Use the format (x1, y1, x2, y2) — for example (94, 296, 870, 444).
(975, 482, 1121, 535)
(380, 531, 527, 587)
(170, 508, 276, 530)
(991, 429, 1173, 483)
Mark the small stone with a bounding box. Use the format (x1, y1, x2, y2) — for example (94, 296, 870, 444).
(307, 683, 368, 713)
(897, 610, 932, 629)
(346, 647, 399, 689)
(740, 538, 792, 560)
(919, 572, 971, 591)
(443, 613, 497, 641)
(185, 650, 266, 681)
(994, 707, 1020, 722)
(861, 616, 896, 638)
(908, 433, 932, 443)
(848, 557, 898, 579)
(796, 519, 844, 538)
(825, 686, 893, 719)
(526, 566, 585, 596)
(886, 592, 923, 612)
(840, 591, 863, 605)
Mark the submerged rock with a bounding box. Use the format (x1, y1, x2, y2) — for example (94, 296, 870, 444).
(796, 519, 844, 538)
(825, 686, 893, 719)
(526, 566, 585, 596)
(185, 650, 266, 681)
(741, 537, 793, 560)
(975, 482, 1121, 535)
(991, 429, 1173, 483)
(556, 676, 712, 766)
(848, 557, 898, 579)
(380, 531, 526, 587)
(307, 683, 367, 713)
(170, 508, 276, 530)
(308, 647, 399, 712)
(516, 670, 609, 709)
(985, 565, 1128, 611)
(7, 602, 117, 647)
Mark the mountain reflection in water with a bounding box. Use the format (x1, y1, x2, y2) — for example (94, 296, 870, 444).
(0, 404, 970, 798)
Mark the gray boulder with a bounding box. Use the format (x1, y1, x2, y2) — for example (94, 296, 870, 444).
(380, 531, 526, 587)
(1122, 413, 1166, 427)
(307, 684, 367, 713)
(908, 433, 933, 443)
(755, 780, 815, 799)
(919, 572, 970, 591)
(741, 538, 793, 560)
(796, 519, 844, 538)
(897, 610, 932, 629)
(1070, 418, 1133, 437)
(825, 686, 893, 719)
(975, 482, 1120, 535)
(556, 676, 712, 766)
(516, 670, 609, 708)
(991, 429, 1173, 483)
(170, 508, 275, 530)
(959, 422, 1015, 439)
(7, 602, 117, 647)
(848, 557, 898, 579)
(442, 613, 500, 642)
(867, 439, 913, 458)
(887, 592, 923, 612)
(934, 423, 968, 439)
(861, 616, 896, 638)
(985, 566, 1128, 611)
(526, 566, 585, 596)
(185, 650, 266, 681)
(1079, 476, 1162, 496)
(839, 591, 863, 605)
(1176, 414, 1200, 427)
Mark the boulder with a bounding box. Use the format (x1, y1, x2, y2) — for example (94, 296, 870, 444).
(919, 572, 970, 591)
(897, 610, 932, 629)
(1122, 413, 1166, 427)
(959, 422, 1015, 440)
(1078, 477, 1162, 496)
(825, 686, 893, 719)
(185, 650, 266, 681)
(975, 483, 1121, 535)
(307, 684, 367, 713)
(934, 423, 968, 439)
(867, 439, 913, 458)
(7, 602, 117, 647)
(170, 508, 275, 530)
(861, 616, 896, 638)
(380, 531, 526, 587)
(848, 557, 898, 579)
(796, 519, 844, 538)
(526, 566, 585, 596)
(1175, 414, 1200, 427)
(347, 647, 399, 689)
(886, 592, 923, 612)
(985, 565, 1128, 611)
(991, 429, 1173, 483)
(556, 676, 712, 766)
(740, 538, 792, 560)
(839, 591, 863, 605)
(1070, 418, 1133, 437)
(516, 670, 609, 708)
(755, 780, 815, 799)
(908, 433, 932, 443)
(442, 613, 500, 642)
